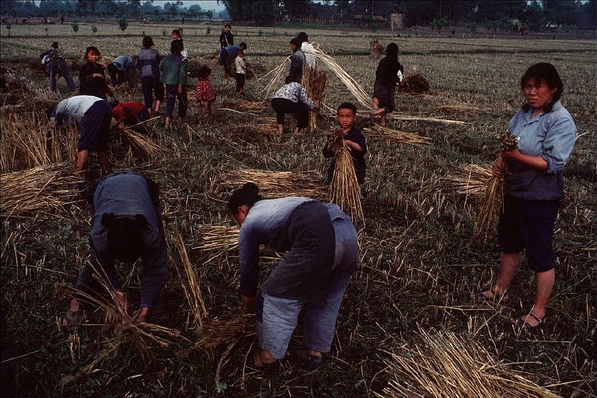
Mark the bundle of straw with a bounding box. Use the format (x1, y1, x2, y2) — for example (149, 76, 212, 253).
(122, 118, 165, 159)
(381, 329, 561, 398)
(192, 225, 240, 263)
(222, 168, 327, 200)
(0, 162, 83, 219)
(398, 72, 430, 94)
(302, 65, 327, 132)
(328, 130, 365, 228)
(363, 126, 432, 146)
(198, 317, 253, 348)
(443, 164, 493, 198)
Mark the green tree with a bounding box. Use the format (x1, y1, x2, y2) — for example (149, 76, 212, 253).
(118, 15, 129, 32)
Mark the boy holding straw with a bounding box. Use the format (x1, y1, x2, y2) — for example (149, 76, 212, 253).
(323, 102, 367, 185)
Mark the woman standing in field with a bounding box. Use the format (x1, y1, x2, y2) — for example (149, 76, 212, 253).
(475, 63, 577, 329)
(160, 39, 188, 129)
(137, 36, 163, 115)
(79, 46, 111, 100)
(372, 43, 403, 127)
(228, 183, 358, 368)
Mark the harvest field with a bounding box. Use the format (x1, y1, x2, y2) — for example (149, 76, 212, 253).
(1, 21, 596, 397)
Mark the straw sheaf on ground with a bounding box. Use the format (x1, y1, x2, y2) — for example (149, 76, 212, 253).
(1, 24, 595, 398)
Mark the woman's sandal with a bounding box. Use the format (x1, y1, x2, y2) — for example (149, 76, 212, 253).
(516, 313, 545, 329)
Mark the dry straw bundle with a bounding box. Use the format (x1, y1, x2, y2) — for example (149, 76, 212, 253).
(192, 224, 240, 263)
(328, 130, 365, 228)
(222, 168, 327, 200)
(302, 65, 327, 131)
(398, 72, 430, 94)
(444, 164, 493, 198)
(475, 132, 518, 239)
(121, 117, 165, 159)
(380, 329, 561, 398)
(0, 162, 83, 219)
(363, 126, 432, 146)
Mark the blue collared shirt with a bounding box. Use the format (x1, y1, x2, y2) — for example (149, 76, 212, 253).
(506, 100, 576, 200)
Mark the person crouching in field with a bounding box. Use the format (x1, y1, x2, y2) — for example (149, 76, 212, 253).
(474, 63, 577, 329)
(271, 76, 318, 135)
(48, 95, 112, 174)
(137, 35, 163, 116)
(160, 40, 188, 129)
(108, 55, 136, 87)
(63, 171, 168, 327)
(372, 43, 403, 127)
(79, 46, 112, 100)
(195, 66, 216, 124)
(111, 101, 151, 130)
(323, 102, 367, 185)
(228, 182, 358, 368)
(39, 41, 76, 93)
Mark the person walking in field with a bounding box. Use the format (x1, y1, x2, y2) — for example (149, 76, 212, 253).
(271, 76, 318, 135)
(63, 171, 168, 328)
(160, 39, 188, 129)
(136, 35, 164, 115)
(220, 24, 233, 48)
(372, 43, 403, 127)
(474, 63, 577, 329)
(79, 46, 112, 100)
(40, 41, 76, 92)
(195, 66, 217, 124)
(48, 95, 113, 174)
(323, 102, 367, 185)
(228, 182, 358, 369)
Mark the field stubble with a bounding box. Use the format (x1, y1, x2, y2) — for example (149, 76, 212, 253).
(1, 23, 596, 397)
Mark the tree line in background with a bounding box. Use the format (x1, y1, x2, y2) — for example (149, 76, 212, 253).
(1, 0, 595, 31)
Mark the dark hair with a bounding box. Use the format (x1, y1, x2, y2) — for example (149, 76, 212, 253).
(104, 215, 146, 263)
(85, 46, 100, 59)
(51, 41, 59, 49)
(385, 43, 399, 59)
(284, 75, 296, 84)
(290, 37, 302, 50)
(142, 35, 154, 48)
(228, 183, 263, 214)
(198, 65, 211, 79)
(171, 39, 184, 55)
(225, 24, 231, 29)
(239, 42, 247, 50)
(520, 62, 563, 113)
(337, 102, 357, 115)
(171, 29, 182, 38)
(297, 32, 308, 42)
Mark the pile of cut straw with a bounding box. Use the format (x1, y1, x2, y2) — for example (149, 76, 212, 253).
(381, 329, 561, 398)
(121, 118, 165, 159)
(328, 130, 365, 228)
(302, 65, 327, 131)
(222, 168, 327, 200)
(0, 162, 83, 219)
(363, 126, 432, 146)
(192, 225, 240, 262)
(398, 72, 430, 94)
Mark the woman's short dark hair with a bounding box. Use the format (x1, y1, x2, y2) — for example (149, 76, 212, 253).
(171, 39, 184, 55)
(225, 24, 232, 29)
(239, 42, 247, 50)
(297, 32, 308, 42)
(142, 35, 155, 48)
(520, 62, 563, 113)
(85, 46, 100, 59)
(386, 43, 399, 59)
(51, 41, 59, 49)
(290, 37, 302, 50)
(171, 29, 182, 38)
(228, 183, 263, 214)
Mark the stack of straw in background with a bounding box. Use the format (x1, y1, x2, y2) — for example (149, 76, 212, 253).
(328, 129, 365, 228)
(382, 329, 561, 398)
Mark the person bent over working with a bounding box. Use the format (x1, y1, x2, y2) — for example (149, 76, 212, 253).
(228, 183, 358, 368)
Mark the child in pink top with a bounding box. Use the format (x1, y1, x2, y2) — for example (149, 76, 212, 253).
(195, 66, 216, 123)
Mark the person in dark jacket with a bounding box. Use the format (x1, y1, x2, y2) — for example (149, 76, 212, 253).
(228, 183, 358, 368)
(63, 171, 168, 327)
(372, 43, 403, 126)
(79, 46, 112, 99)
(219, 24, 233, 48)
(287, 37, 305, 84)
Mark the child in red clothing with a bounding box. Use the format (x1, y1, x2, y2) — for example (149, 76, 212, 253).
(195, 66, 216, 123)
(111, 101, 151, 129)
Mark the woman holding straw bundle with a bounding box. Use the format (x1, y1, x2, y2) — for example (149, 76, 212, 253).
(475, 63, 577, 329)
(372, 43, 403, 127)
(228, 183, 358, 368)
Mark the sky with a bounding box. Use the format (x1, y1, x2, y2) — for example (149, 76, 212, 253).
(151, 1, 225, 12)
